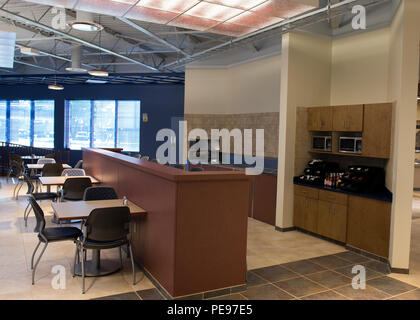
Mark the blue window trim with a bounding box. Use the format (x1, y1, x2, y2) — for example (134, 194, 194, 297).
(30, 100, 35, 147)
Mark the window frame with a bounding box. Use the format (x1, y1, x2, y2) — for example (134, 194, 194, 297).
(65, 99, 141, 152)
(2, 99, 55, 148)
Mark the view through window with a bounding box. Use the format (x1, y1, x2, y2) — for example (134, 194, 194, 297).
(2, 100, 55, 148)
(65, 100, 141, 152)
(0, 101, 6, 142)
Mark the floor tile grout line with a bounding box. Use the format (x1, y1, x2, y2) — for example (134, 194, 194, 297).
(384, 287, 419, 300)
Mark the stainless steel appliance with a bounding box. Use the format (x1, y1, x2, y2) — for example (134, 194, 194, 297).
(339, 137, 362, 154)
(312, 136, 332, 152)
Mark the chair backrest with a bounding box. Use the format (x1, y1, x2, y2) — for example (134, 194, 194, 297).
(9, 153, 22, 165)
(10, 160, 24, 177)
(38, 158, 56, 164)
(83, 187, 118, 201)
(190, 167, 203, 172)
(45, 154, 55, 159)
(62, 177, 92, 201)
(28, 196, 45, 233)
(140, 156, 149, 161)
(42, 163, 64, 177)
(61, 168, 85, 177)
(74, 160, 83, 169)
(85, 207, 130, 242)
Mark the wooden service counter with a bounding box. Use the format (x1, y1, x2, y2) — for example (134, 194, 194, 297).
(83, 148, 251, 298)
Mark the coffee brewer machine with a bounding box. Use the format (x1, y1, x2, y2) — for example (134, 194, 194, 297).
(296, 160, 339, 186)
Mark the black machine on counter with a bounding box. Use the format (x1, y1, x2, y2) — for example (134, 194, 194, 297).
(337, 166, 385, 193)
(296, 160, 339, 186)
(296, 160, 386, 194)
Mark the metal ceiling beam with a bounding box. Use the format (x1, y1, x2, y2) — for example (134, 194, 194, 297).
(0, 7, 159, 71)
(14, 60, 57, 72)
(118, 17, 191, 58)
(161, 0, 362, 70)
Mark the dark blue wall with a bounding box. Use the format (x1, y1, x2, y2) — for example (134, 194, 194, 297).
(0, 84, 185, 166)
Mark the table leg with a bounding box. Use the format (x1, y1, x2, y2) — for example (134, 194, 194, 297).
(74, 249, 121, 277)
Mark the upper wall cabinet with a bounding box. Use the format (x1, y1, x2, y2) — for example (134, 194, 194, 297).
(332, 105, 364, 132)
(362, 103, 392, 159)
(307, 107, 333, 131)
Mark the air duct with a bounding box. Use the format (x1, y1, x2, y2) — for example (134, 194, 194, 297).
(66, 44, 87, 72)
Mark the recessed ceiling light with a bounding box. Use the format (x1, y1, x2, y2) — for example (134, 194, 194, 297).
(88, 69, 109, 77)
(69, 11, 103, 32)
(48, 84, 64, 90)
(20, 46, 41, 56)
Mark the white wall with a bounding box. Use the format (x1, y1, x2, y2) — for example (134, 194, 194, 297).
(276, 31, 332, 228)
(330, 28, 390, 105)
(184, 55, 281, 114)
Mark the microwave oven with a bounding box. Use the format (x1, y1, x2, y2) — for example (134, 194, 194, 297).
(312, 136, 332, 151)
(339, 137, 362, 154)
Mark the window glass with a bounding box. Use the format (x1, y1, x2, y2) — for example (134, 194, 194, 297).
(9, 100, 31, 146)
(117, 101, 140, 152)
(65, 100, 140, 152)
(34, 100, 54, 148)
(93, 100, 115, 148)
(67, 100, 91, 150)
(0, 101, 6, 142)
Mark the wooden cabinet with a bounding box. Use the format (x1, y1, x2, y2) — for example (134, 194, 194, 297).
(293, 186, 318, 233)
(252, 174, 277, 226)
(332, 105, 364, 132)
(317, 190, 348, 242)
(362, 103, 392, 159)
(308, 107, 333, 131)
(347, 196, 391, 258)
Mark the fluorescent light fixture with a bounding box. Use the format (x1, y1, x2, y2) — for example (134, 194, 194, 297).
(48, 84, 64, 90)
(86, 79, 108, 84)
(88, 69, 109, 77)
(0, 24, 16, 68)
(69, 11, 103, 32)
(20, 46, 41, 56)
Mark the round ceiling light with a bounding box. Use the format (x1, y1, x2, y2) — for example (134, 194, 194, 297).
(69, 21, 103, 32)
(69, 11, 103, 32)
(48, 84, 64, 90)
(88, 69, 109, 77)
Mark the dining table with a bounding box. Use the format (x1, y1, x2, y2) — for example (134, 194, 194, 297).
(27, 163, 72, 170)
(51, 199, 147, 277)
(38, 175, 100, 193)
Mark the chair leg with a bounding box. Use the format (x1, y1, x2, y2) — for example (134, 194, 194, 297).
(30, 240, 41, 270)
(32, 242, 48, 285)
(119, 246, 123, 269)
(15, 181, 24, 200)
(128, 242, 135, 285)
(73, 244, 79, 278)
(24, 203, 32, 227)
(81, 247, 86, 294)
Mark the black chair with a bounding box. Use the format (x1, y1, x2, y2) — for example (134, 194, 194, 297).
(74, 160, 83, 169)
(62, 177, 92, 201)
(190, 167, 204, 172)
(23, 174, 59, 227)
(42, 163, 64, 177)
(75, 206, 135, 293)
(83, 187, 118, 201)
(29, 196, 82, 285)
(45, 154, 55, 159)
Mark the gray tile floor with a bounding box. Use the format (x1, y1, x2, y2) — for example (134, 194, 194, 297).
(95, 251, 420, 300)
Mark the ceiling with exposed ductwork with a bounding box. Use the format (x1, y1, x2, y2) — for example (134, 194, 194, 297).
(0, 0, 400, 81)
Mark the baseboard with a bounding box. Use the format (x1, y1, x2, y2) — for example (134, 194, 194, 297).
(275, 226, 296, 232)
